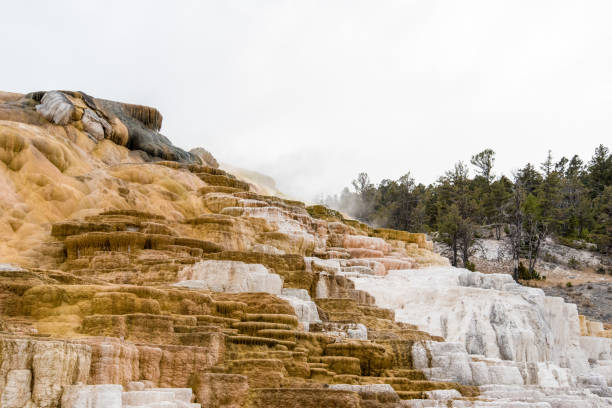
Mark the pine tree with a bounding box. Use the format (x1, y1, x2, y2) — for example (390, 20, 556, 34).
(470, 149, 495, 183)
(435, 162, 477, 268)
(586, 144, 611, 195)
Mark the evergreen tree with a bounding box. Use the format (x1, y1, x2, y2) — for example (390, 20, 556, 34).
(517, 163, 542, 195)
(586, 144, 611, 195)
(592, 186, 612, 255)
(470, 149, 495, 183)
(436, 162, 477, 268)
(329, 144, 610, 272)
(537, 151, 563, 233)
(566, 155, 584, 178)
(488, 176, 513, 239)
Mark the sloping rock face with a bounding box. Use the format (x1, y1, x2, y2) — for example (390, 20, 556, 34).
(352, 268, 588, 370)
(190, 147, 219, 169)
(351, 267, 612, 406)
(1, 90, 196, 162)
(0, 91, 611, 407)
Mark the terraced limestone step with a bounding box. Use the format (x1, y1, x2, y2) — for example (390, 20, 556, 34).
(247, 388, 361, 408)
(196, 173, 250, 190)
(384, 369, 427, 380)
(395, 390, 427, 400)
(308, 356, 362, 375)
(243, 313, 299, 327)
(232, 321, 294, 335)
(309, 367, 337, 382)
(226, 358, 288, 388)
(61, 384, 201, 408)
(325, 341, 391, 376)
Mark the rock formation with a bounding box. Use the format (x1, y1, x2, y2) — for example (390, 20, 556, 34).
(190, 147, 219, 169)
(1, 90, 196, 163)
(0, 90, 610, 407)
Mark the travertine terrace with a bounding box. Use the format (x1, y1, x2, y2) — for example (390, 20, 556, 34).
(0, 90, 610, 407)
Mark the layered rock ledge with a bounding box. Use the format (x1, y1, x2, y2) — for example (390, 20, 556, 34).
(0, 91, 610, 407)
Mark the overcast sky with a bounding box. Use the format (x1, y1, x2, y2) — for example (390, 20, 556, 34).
(2, 1, 611, 201)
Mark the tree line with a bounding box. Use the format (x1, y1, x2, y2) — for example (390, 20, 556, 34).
(318, 145, 612, 280)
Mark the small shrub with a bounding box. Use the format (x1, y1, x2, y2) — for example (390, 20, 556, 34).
(596, 266, 606, 275)
(517, 262, 528, 277)
(465, 260, 476, 272)
(542, 252, 558, 264)
(587, 285, 593, 289)
(568, 257, 580, 270)
(558, 236, 588, 250)
(566, 281, 573, 288)
(518, 262, 541, 280)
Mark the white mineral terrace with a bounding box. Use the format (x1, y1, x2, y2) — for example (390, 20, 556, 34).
(174, 260, 283, 294)
(350, 266, 612, 406)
